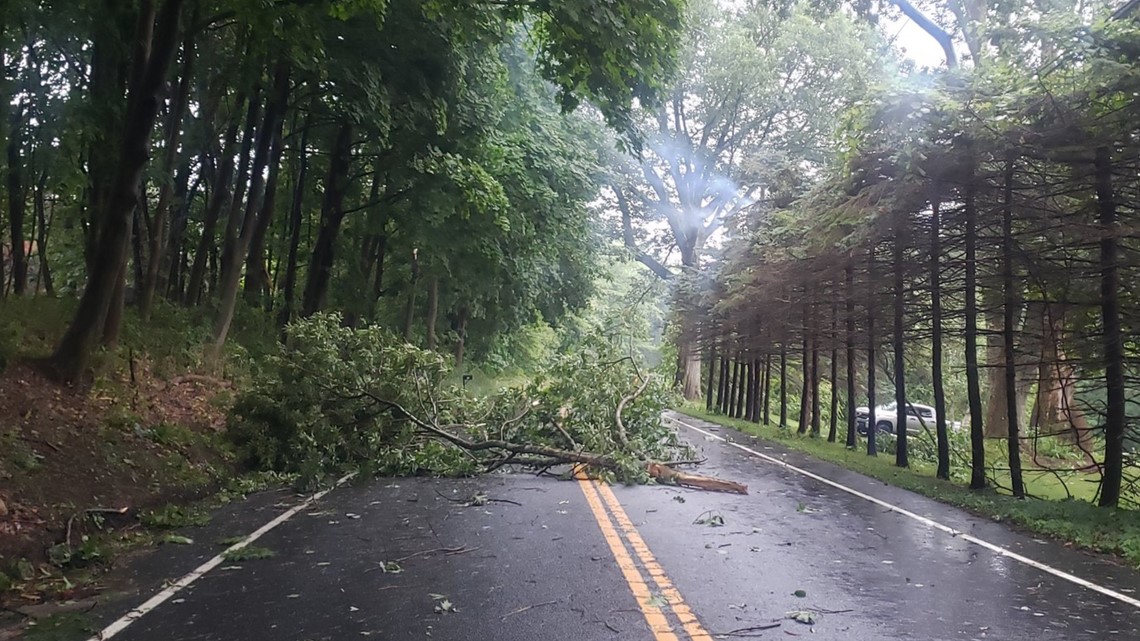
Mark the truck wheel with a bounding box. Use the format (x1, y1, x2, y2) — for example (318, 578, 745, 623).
(876, 420, 893, 435)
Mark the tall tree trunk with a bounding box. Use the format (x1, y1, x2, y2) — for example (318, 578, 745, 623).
(140, 18, 195, 318)
(828, 304, 839, 443)
(402, 248, 420, 341)
(930, 196, 950, 479)
(751, 358, 762, 423)
(798, 317, 810, 435)
(810, 330, 821, 438)
(34, 173, 53, 295)
(736, 359, 748, 420)
(1030, 304, 1091, 450)
(738, 353, 747, 419)
(185, 89, 247, 305)
(705, 346, 717, 412)
(426, 276, 439, 350)
(299, 119, 352, 319)
(6, 59, 27, 296)
(164, 163, 197, 300)
(216, 78, 263, 299)
(728, 358, 740, 418)
(964, 152, 986, 489)
(679, 341, 703, 400)
(845, 262, 857, 448)
(894, 224, 908, 468)
(867, 244, 878, 457)
(1002, 155, 1024, 497)
(49, 0, 185, 381)
(209, 62, 290, 359)
(276, 111, 311, 333)
(243, 105, 286, 307)
(762, 355, 771, 426)
(779, 346, 788, 429)
(717, 352, 729, 413)
(1096, 146, 1125, 508)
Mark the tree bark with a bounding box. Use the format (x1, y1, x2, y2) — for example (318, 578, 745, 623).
(243, 102, 286, 307)
(1096, 146, 1125, 508)
(798, 319, 811, 435)
(209, 62, 290, 358)
(140, 19, 195, 318)
(779, 346, 788, 429)
(49, 0, 185, 382)
(6, 74, 27, 296)
(299, 120, 353, 319)
(845, 262, 857, 448)
(867, 244, 878, 457)
(810, 329, 821, 437)
(1001, 154, 1024, 497)
(893, 224, 908, 468)
(402, 248, 421, 341)
(735, 359, 747, 420)
(930, 196, 950, 479)
(276, 110, 311, 333)
(762, 355, 771, 425)
(705, 347, 717, 412)
(828, 304, 839, 443)
(33, 173, 53, 295)
(1029, 304, 1091, 450)
(728, 358, 740, 418)
(716, 351, 729, 413)
(964, 151, 985, 489)
(185, 88, 248, 306)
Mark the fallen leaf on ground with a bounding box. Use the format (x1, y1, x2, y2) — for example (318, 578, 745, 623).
(786, 611, 816, 625)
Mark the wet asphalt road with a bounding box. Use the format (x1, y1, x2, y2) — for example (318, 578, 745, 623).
(84, 411, 1140, 641)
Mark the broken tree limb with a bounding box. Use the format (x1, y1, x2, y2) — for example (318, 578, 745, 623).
(614, 372, 652, 448)
(646, 462, 749, 494)
(362, 390, 748, 494)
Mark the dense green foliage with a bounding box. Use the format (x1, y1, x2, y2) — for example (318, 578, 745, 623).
(0, 0, 687, 380)
(229, 313, 685, 488)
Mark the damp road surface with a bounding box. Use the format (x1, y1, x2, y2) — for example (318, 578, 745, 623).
(82, 411, 1140, 641)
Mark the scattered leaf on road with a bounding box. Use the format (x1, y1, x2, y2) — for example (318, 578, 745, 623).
(786, 610, 816, 625)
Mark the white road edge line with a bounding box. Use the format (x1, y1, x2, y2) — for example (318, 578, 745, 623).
(664, 414, 1140, 610)
(89, 473, 356, 641)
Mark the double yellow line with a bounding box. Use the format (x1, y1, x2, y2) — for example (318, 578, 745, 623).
(576, 471, 713, 641)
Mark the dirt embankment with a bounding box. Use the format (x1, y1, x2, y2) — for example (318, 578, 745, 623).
(0, 361, 235, 595)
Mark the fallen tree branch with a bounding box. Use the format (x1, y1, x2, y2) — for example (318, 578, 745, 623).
(359, 384, 748, 494)
(615, 373, 652, 448)
(646, 462, 749, 494)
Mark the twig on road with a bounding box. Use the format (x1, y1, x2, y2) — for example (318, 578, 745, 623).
(500, 600, 559, 620)
(394, 546, 478, 563)
(433, 489, 522, 507)
(716, 623, 782, 637)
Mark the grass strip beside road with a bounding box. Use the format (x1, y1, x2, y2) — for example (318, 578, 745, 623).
(677, 405, 1140, 570)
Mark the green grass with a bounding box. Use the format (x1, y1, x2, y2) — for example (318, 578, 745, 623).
(22, 613, 94, 641)
(680, 403, 1140, 569)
